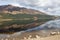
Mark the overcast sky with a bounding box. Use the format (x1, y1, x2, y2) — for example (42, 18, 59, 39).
(0, 0, 60, 16)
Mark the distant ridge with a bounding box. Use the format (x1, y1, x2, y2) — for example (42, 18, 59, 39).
(0, 4, 46, 15)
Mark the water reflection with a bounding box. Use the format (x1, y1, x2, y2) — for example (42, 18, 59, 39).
(0, 19, 60, 39)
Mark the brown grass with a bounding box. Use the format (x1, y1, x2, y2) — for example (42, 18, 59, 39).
(21, 35, 60, 40)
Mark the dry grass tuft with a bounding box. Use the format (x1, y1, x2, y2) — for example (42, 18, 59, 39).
(21, 35, 60, 40)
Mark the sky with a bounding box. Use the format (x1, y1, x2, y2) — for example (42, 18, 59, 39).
(0, 0, 60, 16)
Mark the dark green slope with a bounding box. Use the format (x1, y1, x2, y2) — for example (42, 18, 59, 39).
(0, 13, 55, 33)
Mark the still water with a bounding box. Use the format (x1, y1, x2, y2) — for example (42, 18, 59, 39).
(0, 19, 60, 39)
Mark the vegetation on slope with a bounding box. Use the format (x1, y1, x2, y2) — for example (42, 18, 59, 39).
(0, 13, 54, 33)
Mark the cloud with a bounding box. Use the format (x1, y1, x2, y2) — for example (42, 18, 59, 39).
(16, 0, 60, 16)
(0, 0, 60, 16)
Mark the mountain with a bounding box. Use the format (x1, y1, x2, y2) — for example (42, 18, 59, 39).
(0, 4, 46, 15)
(0, 5, 55, 33)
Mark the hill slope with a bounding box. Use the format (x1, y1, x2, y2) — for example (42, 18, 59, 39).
(0, 4, 46, 15)
(0, 5, 55, 33)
